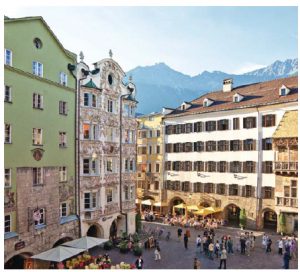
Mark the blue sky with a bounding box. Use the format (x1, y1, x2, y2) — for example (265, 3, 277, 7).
(4, 6, 298, 75)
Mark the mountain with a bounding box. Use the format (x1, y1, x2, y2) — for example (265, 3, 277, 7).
(126, 58, 298, 114)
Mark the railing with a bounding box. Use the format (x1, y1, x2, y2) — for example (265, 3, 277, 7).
(274, 161, 298, 172)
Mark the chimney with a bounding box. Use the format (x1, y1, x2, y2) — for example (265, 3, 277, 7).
(223, 78, 233, 92)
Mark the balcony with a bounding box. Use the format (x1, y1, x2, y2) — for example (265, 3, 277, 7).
(274, 161, 298, 173)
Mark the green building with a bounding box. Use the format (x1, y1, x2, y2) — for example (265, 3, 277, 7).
(4, 16, 79, 268)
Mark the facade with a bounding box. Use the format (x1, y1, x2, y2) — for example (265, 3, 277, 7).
(163, 77, 298, 230)
(76, 54, 137, 239)
(273, 110, 298, 234)
(136, 112, 167, 214)
(4, 17, 79, 268)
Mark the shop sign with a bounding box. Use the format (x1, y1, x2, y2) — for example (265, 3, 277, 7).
(15, 241, 25, 251)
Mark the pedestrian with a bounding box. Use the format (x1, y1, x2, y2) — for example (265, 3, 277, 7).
(193, 257, 201, 269)
(283, 250, 290, 269)
(245, 238, 251, 256)
(196, 235, 202, 253)
(290, 239, 297, 260)
(203, 235, 208, 255)
(278, 238, 283, 255)
(177, 227, 183, 242)
(218, 246, 227, 269)
(240, 235, 246, 255)
(250, 232, 255, 249)
(154, 246, 161, 261)
(266, 238, 272, 253)
(135, 256, 144, 269)
(184, 233, 189, 249)
(215, 240, 220, 258)
(208, 241, 214, 260)
(227, 236, 234, 254)
(186, 228, 191, 238)
(262, 233, 267, 249)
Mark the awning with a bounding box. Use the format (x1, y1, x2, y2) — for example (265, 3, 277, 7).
(193, 207, 223, 216)
(62, 236, 108, 250)
(141, 199, 153, 206)
(173, 203, 186, 209)
(186, 205, 200, 211)
(31, 246, 85, 262)
(153, 202, 168, 207)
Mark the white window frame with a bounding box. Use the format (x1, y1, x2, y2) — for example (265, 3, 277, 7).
(59, 101, 68, 115)
(33, 93, 43, 109)
(5, 49, 12, 66)
(107, 99, 114, 113)
(59, 166, 67, 182)
(33, 167, 43, 186)
(82, 158, 99, 176)
(106, 158, 113, 173)
(33, 128, 43, 145)
(5, 123, 11, 144)
(32, 61, 43, 77)
(5, 85, 12, 102)
(59, 131, 67, 148)
(5, 168, 11, 188)
(84, 192, 97, 210)
(60, 202, 68, 217)
(59, 72, 68, 86)
(5, 214, 11, 233)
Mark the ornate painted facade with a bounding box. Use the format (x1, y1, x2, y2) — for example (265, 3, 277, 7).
(76, 55, 137, 238)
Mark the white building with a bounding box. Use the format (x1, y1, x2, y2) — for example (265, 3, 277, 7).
(163, 77, 298, 230)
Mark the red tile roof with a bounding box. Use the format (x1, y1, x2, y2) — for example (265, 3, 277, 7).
(165, 76, 298, 118)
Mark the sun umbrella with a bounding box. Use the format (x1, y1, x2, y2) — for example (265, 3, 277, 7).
(186, 205, 200, 211)
(31, 246, 85, 262)
(62, 236, 108, 250)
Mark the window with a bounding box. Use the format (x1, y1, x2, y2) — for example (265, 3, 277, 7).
(32, 61, 43, 77)
(291, 180, 297, 198)
(217, 141, 229, 151)
(59, 72, 68, 86)
(60, 202, 68, 217)
(229, 184, 238, 196)
(175, 124, 185, 134)
(194, 161, 204, 172)
(230, 140, 242, 151)
(280, 88, 286, 96)
(33, 167, 43, 185)
(83, 158, 99, 175)
(205, 121, 216, 132)
(84, 93, 89, 106)
(84, 192, 97, 209)
(185, 123, 193, 133)
(166, 125, 175, 135)
(107, 99, 114, 113)
(5, 49, 12, 66)
(194, 183, 202, 193)
(83, 124, 90, 139)
(59, 101, 68, 115)
(149, 130, 153, 138)
(32, 128, 42, 145)
(124, 185, 129, 200)
(245, 185, 253, 197)
(172, 161, 180, 171)
(217, 119, 229, 130)
(204, 183, 214, 193)
(243, 139, 255, 151)
(263, 187, 273, 199)
(156, 163, 160, 173)
(106, 158, 113, 173)
(84, 93, 97, 107)
(217, 184, 226, 195)
(181, 181, 190, 192)
(106, 127, 115, 142)
(157, 130, 161, 137)
(165, 161, 171, 171)
(194, 122, 204, 132)
(106, 188, 113, 203)
(5, 215, 11, 233)
(156, 145, 160, 154)
(206, 161, 216, 172)
(284, 186, 290, 197)
(83, 159, 90, 174)
(59, 166, 67, 182)
(33, 38, 43, 49)
(218, 161, 227, 173)
(243, 117, 256, 129)
(263, 161, 273, 173)
(206, 141, 217, 152)
(233, 118, 240, 130)
(262, 138, 272, 150)
(184, 142, 193, 152)
(5, 169, 11, 188)
(262, 114, 276, 127)
(243, 161, 256, 173)
(194, 141, 204, 152)
(5, 85, 12, 102)
(230, 161, 242, 173)
(139, 131, 147, 138)
(148, 163, 152, 172)
(183, 161, 192, 171)
(59, 132, 67, 148)
(129, 160, 134, 171)
(34, 208, 45, 226)
(33, 93, 43, 109)
(5, 124, 11, 143)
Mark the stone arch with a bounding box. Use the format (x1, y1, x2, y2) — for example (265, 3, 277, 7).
(199, 201, 210, 208)
(262, 208, 277, 230)
(86, 223, 104, 238)
(224, 203, 241, 226)
(52, 236, 73, 248)
(5, 252, 33, 269)
(169, 196, 185, 214)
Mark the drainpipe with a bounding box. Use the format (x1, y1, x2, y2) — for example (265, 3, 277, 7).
(68, 64, 88, 238)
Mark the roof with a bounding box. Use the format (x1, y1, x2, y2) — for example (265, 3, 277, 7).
(5, 16, 77, 61)
(273, 110, 298, 138)
(83, 79, 98, 89)
(165, 76, 298, 118)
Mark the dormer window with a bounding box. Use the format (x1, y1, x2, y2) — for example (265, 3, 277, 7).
(233, 93, 243, 103)
(203, 98, 213, 107)
(279, 85, 290, 96)
(181, 102, 191, 111)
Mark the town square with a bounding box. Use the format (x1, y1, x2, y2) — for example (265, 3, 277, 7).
(3, 2, 298, 270)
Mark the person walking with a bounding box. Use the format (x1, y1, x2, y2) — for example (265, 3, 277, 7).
(283, 250, 290, 269)
(227, 236, 234, 254)
(278, 238, 284, 255)
(262, 233, 267, 249)
(154, 246, 161, 261)
(193, 258, 201, 269)
(184, 233, 189, 249)
(218, 246, 227, 269)
(208, 241, 214, 260)
(196, 235, 202, 253)
(215, 240, 220, 258)
(240, 235, 246, 255)
(266, 238, 272, 253)
(245, 238, 251, 256)
(250, 232, 255, 249)
(290, 239, 297, 260)
(135, 256, 144, 269)
(177, 227, 183, 242)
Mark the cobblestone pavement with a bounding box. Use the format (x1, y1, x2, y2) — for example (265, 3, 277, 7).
(91, 221, 298, 269)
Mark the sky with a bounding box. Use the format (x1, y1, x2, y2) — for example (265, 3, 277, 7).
(3, 5, 298, 76)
